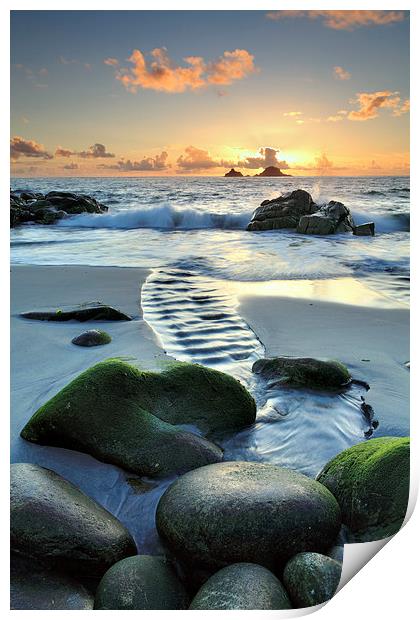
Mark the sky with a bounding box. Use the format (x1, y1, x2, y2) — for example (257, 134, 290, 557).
(10, 10, 410, 177)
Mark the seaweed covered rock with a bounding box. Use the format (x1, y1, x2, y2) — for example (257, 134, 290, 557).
(21, 304, 132, 322)
(317, 437, 410, 541)
(156, 461, 341, 572)
(10, 463, 137, 577)
(297, 201, 354, 235)
(252, 357, 351, 390)
(11, 554, 94, 610)
(72, 329, 112, 347)
(189, 563, 292, 610)
(247, 190, 317, 231)
(94, 555, 189, 610)
(20, 360, 232, 477)
(283, 552, 342, 608)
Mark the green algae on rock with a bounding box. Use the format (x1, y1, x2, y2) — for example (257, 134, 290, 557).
(94, 555, 189, 610)
(156, 461, 341, 572)
(21, 304, 132, 322)
(252, 356, 352, 390)
(190, 563, 292, 610)
(283, 552, 342, 608)
(317, 437, 410, 541)
(10, 463, 137, 578)
(21, 359, 226, 477)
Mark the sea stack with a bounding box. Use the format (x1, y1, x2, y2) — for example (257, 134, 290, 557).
(224, 168, 243, 177)
(256, 166, 291, 177)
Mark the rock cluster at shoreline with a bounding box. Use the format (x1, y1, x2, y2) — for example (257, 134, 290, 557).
(10, 190, 108, 227)
(247, 189, 375, 235)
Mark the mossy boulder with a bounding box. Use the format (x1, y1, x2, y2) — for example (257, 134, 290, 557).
(253, 357, 351, 390)
(20, 359, 233, 477)
(94, 555, 189, 610)
(283, 552, 342, 608)
(156, 461, 341, 572)
(317, 437, 410, 541)
(11, 554, 94, 610)
(21, 304, 131, 322)
(190, 563, 292, 610)
(10, 463, 137, 578)
(72, 329, 112, 347)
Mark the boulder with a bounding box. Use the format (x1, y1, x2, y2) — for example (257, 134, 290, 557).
(256, 166, 291, 177)
(156, 461, 341, 572)
(10, 463, 137, 577)
(72, 329, 112, 347)
(21, 360, 229, 477)
(94, 555, 189, 610)
(283, 552, 342, 607)
(11, 554, 94, 610)
(297, 201, 354, 235)
(189, 563, 292, 610)
(33, 208, 67, 225)
(224, 168, 243, 177)
(252, 357, 352, 390)
(247, 189, 317, 231)
(21, 304, 132, 322)
(353, 222, 375, 236)
(317, 437, 410, 541)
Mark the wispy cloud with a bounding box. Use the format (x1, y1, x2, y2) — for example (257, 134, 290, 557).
(348, 91, 408, 121)
(283, 111, 302, 117)
(63, 162, 79, 170)
(55, 146, 75, 157)
(10, 136, 53, 160)
(99, 152, 170, 171)
(106, 47, 257, 93)
(333, 66, 351, 80)
(266, 10, 405, 31)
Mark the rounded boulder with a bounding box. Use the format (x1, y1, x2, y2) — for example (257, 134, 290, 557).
(283, 552, 342, 608)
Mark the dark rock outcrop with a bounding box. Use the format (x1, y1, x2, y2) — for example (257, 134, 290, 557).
(297, 200, 354, 234)
(10, 463, 137, 578)
(21, 304, 132, 322)
(10, 189, 108, 227)
(11, 554, 94, 610)
(72, 329, 112, 347)
(317, 437, 410, 541)
(189, 563, 292, 610)
(156, 461, 341, 572)
(19, 359, 257, 476)
(224, 168, 243, 177)
(256, 166, 291, 177)
(252, 357, 352, 390)
(247, 190, 317, 231)
(94, 556, 189, 610)
(283, 552, 342, 608)
(353, 222, 375, 236)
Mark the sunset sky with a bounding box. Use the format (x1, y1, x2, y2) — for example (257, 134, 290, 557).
(10, 10, 410, 177)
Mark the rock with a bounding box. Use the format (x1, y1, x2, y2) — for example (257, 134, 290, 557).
(256, 166, 291, 177)
(252, 357, 352, 390)
(21, 360, 227, 477)
(317, 437, 410, 541)
(224, 168, 243, 177)
(283, 552, 342, 607)
(11, 554, 94, 610)
(189, 563, 292, 610)
(297, 201, 354, 235)
(156, 461, 341, 572)
(10, 189, 108, 227)
(247, 190, 317, 231)
(94, 555, 189, 609)
(72, 329, 112, 347)
(353, 222, 375, 236)
(21, 304, 132, 322)
(10, 463, 137, 577)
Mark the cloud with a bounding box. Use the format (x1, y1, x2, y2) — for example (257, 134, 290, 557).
(293, 153, 347, 172)
(63, 163, 79, 170)
(99, 151, 170, 171)
(393, 99, 410, 117)
(106, 47, 257, 93)
(238, 147, 289, 170)
(348, 91, 406, 121)
(55, 146, 75, 158)
(176, 146, 230, 172)
(266, 10, 405, 31)
(78, 143, 115, 158)
(334, 66, 351, 80)
(10, 136, 53, 160)
(283, 111, 302, 117)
